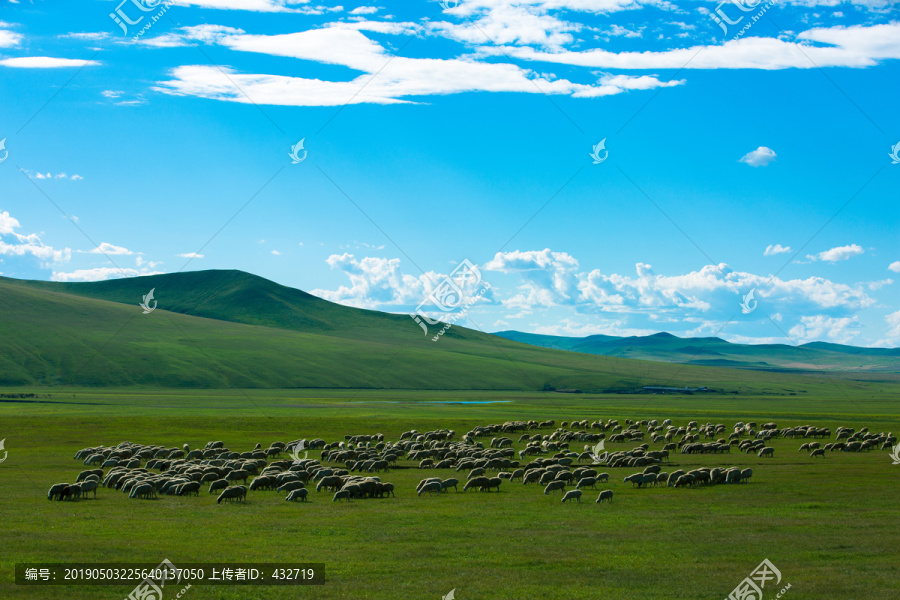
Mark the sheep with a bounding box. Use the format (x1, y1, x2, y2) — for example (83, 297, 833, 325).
(129, 483, 157, 500)
(522, 470, 543, 485)
(543, 480, 566, 494)
(440, 478, 459, 492)
(176, 481, 201, 496)
(467, 467, 486, 480)
(47, 483, 69, 501)
(740, 468, 753, 483)
(464, 476, 490, 491)
(381, 483, 395, 497)
(482, 477, 502, 492)
(623, 473, 643, 487)
(418, 481, 443, 496)
(75, 480, 98, 499)
(758, 447, 775, 458)
(810, 448, 826, 458)
(596, 490, 613, 503)
(498, 471, 513, 479)
(510, 469, 525, 482)
(217, 485, 247, 504)
(286, 488, 308, 502)
(561, 489, 582, 503)
(225, 469, 249, 484)
(209, 479, 229, 494)
(597, 472, 609, 483)
(278, 481, 306, 493)
(416, 478, 442, 493)
(332, 490, 351, 502)
(576, 477, 597, 490)
(76, 469, 103, 483)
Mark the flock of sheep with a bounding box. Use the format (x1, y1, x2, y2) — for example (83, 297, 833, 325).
(46, 418, 895, 506)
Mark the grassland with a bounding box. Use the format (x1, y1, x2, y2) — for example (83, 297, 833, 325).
(2, 389, 898, 600)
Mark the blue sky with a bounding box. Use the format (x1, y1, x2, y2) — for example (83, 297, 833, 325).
(1, 0, 898, 347)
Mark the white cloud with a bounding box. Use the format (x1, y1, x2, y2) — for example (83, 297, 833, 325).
(531, 318, 656, 337)
(888, 261, 900, 273)
(808, 244, 864, 262)
(0, 28, 23, 48)
(0, 210, 71, 264)
(21, 170, 83, 180)
(169, 0, 314, 11)
(177, 252, 205, 258)
(0, 57, 100, 68)
(51, 267, 164, 282)
(739, 146, 776, 167)
(271, 249, 281, 255)
(788, 315, 861, 344)
(102, 90, 123, 99)
(872, 310, 900, 347)
(764, 243, 792, 256)
(490, 22, 900, 70)
(154, 26, 682, 106)
(311, 253, 430, 309)
(61, 32, 110, 41)
(89, 242, 133, 256)
(349, 5, 379, 14)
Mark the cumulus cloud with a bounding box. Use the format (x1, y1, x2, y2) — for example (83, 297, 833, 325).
(349, 6, 379, 14)
(739, 146, 777, 167)
(888, 261, 900, 273)
(89, 242, 133, 256)
(788, 315, 861, 344)
(764, 244, 792, 256)
(808, 244, 864, 262)
(51, 267, 164, 282)
(0, 210, 71, 264)
(0, 27, 23, 48)
(873, 310, 900, 347)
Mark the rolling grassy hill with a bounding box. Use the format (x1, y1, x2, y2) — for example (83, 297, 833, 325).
(495, 330, 900, 373)
(0, 271, 897, 393)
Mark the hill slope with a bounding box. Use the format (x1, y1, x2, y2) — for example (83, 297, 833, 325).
(494, 330, 900, 373)
(1, 271, 886, 393)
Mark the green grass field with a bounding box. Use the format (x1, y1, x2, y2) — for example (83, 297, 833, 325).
(2, 389, 898, 600)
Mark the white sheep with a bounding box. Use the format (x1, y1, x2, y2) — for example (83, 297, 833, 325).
(561, 489, 582, 503)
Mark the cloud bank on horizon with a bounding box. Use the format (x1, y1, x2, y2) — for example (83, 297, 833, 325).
(0, 0, 898, 348)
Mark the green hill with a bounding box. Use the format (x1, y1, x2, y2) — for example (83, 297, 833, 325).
(0, 270, 895, 393)
(494, 330, 900, 373)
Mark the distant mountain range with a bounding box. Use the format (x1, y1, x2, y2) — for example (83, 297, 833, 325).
(0, 270, 896, 392)
(493, 330, 900, 374)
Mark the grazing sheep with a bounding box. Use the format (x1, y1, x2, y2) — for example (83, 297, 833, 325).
(498, 471, 513, 480)
(217, 485, 247, 504)
(467, 467, 486, 480)
(482, 477, 502, 492)
(286, 488, 308, 502)
(810, 448, 826, 458)
(758, 447, 775, 458)
(332, 490, 351, 502)
(440, 478, 459, 492)
(596, 490, 613, 503)
(278, 481, 306, 493)
(464, 477, 490, 491)
(418, 481, 443, 496)
(597, 472, 609, 483)
(510, 469, 525, 482)
(129, 483, 157, 500)
(523, 470, 542, 485)
(176, 481, 201, 497)
(623, 474, 643, 487)
(47, 483, 69, 501)
(80, 480, 99, 499)
(561, 489, 582, 503)
(381, 483, 395, 498)
(209, 479, 229, 494)
(543, 480, 566, 495)
(576, 477, 597, 490)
